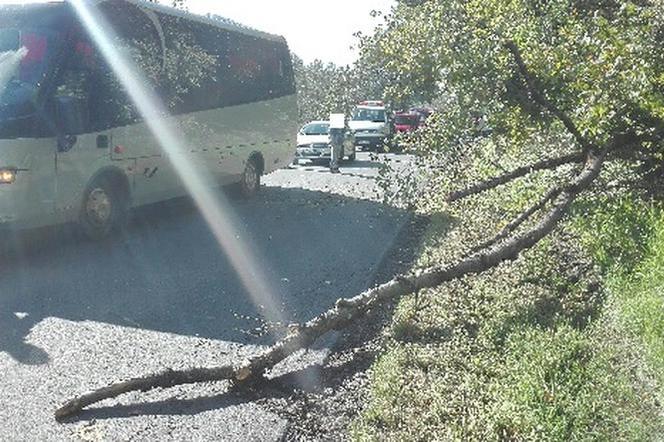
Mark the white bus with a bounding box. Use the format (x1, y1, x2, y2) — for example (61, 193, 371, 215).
(0, 0, 297, 238)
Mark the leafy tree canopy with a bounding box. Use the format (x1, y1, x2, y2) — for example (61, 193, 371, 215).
(361, 0, 664, 186)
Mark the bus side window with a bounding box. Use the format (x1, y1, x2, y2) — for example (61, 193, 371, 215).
(156, 14, 220, 115)
(54, 66, 88, 102)
(97, 2, 163, 127)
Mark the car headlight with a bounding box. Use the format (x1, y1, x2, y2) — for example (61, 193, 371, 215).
(0, 169, 17, 184)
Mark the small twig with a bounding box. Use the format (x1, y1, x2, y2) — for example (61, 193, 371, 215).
(470, 186, 564, 253)
(446, 151, 583, 202)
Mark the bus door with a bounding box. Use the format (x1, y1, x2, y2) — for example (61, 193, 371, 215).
(110, 119, 183, 206)
(51, 39, 119, 223)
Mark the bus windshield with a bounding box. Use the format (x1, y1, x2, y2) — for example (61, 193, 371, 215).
(0, 7, 66, 135)
(0, 28, 61, 105)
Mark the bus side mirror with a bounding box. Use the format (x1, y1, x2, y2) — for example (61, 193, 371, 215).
(55, 96, 89, 136)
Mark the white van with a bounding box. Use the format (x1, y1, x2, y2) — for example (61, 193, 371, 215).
(348, 101, 392, 151)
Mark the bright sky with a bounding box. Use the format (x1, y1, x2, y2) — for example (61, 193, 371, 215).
(0, 0, 395, 65)
(173, 0, 395, 65)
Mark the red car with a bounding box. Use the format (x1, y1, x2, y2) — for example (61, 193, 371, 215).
(394, 112, 420, 133)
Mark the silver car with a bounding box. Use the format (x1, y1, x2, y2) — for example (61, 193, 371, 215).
(294, 121, 356, 164)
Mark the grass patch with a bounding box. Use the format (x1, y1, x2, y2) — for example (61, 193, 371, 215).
(487, 323, 655, 441)
(608, 213, 664, 391)
(352, 196, 664, 440)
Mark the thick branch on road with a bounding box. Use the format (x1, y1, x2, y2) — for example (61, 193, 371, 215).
(55, 151, 605, 421)
(504, 40, 594, 152)
(446, 151, 584, 202)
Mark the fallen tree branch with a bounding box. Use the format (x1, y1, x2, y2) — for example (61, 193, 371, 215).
(504, 40, 595, 152)
(446, 151, 583, 202)
(55, 151, 605, 421)
(469, 185, 564, 254)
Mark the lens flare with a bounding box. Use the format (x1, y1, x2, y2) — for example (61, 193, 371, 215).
(67, 0, 287, 328)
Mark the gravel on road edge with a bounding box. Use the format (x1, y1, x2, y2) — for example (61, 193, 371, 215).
(258, 214, 431, 441)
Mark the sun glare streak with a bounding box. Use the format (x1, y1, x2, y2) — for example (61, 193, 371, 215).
(67, 0, 287, 327)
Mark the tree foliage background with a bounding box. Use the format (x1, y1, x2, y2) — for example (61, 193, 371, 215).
(362, 0, 664, 193)
(350, 1, 664, 439)
(292, 54, 390, 124)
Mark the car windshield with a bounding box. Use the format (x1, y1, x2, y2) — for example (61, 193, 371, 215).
(302, 122, 330, 135)
(352, 108, 386, 122)
(395, 114, 417, 125)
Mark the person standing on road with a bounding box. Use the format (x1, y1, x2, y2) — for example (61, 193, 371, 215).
(328, 113, 345, 174)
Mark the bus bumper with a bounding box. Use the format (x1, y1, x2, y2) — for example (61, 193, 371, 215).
(0, 175, 55, 231)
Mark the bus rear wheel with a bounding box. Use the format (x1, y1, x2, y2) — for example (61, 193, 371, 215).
(240, 157, 261, 198)
(80, 176, 127, 239)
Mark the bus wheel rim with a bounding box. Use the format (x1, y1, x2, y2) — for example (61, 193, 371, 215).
(87, 188, 112, 225)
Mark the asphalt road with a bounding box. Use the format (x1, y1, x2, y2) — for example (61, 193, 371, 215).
(0, 152, 413, 441)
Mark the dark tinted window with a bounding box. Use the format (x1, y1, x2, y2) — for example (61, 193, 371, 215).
(51, 2, 165, 132)
(302, 123, 330, 135)
(0, 6, 68, 139)
(225, 33, 289, 105)
(155, 14, 294, 113)
(158, 13, 221, 114)
(395, 115, 417, 125)
(96, 2, 162, 127)
(50, 2, 296, 131)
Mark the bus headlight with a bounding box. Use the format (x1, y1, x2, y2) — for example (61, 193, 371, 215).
(0, 169, 17, 184)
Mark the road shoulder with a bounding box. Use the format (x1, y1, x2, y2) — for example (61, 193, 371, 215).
(260, 215, 430, 440)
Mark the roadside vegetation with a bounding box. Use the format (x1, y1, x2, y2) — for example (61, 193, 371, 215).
(353, 166, 664, 440)
(346, 0, 664, 439)
(598, 203, 664, 394)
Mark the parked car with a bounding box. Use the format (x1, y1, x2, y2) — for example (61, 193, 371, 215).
(295, 121, 356, 164)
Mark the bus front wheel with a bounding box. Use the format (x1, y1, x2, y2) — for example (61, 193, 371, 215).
(80, 176, 128, 239)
